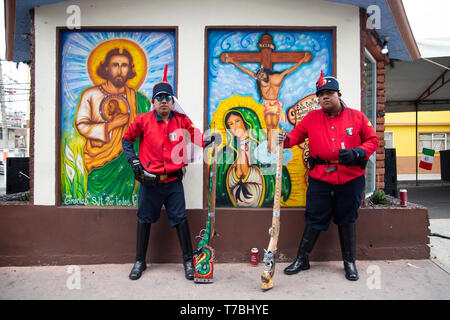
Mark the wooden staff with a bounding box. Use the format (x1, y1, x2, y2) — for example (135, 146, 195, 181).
(261, 134, 284, 291)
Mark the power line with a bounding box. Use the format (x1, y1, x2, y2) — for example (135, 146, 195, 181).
(0, 86, 30, 88)
(1, 86, 29, 89)
(2, 100, 31, 103)
(0, 82, 30, 85)
(1, 91, 30, 93)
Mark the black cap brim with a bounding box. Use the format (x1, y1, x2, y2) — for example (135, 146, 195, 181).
(152, 82, 174, 99)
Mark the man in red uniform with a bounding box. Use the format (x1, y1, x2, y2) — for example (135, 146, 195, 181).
(278, 71, 379, 281)
(122, 76, 218, 281)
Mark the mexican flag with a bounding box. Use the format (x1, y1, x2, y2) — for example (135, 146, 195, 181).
(419, 148, 435, 170)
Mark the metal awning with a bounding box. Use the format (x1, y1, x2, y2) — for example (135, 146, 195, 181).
(386, 56, 450, 112)
(385, 54, 450, 186)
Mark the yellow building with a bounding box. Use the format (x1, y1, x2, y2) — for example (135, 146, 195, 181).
(385, 111, 450, 179)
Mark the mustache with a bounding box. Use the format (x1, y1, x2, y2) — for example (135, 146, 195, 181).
(110, 76, 126, 87)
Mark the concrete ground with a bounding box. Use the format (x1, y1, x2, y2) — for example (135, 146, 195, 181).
(1, 216, 450, 300)
(399, 180, 450, 219)
(0, 260, 449, 300)
(429, 219, 450, 274)
(0, 180, 449, 300)
(401, 180, 450, 275)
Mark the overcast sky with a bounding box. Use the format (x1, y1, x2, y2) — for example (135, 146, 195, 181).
(403, 0, 450, 39)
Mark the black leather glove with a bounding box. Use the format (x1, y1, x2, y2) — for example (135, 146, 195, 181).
(338, 149, 358, 166)
(204, 132, 222, 147)
(128, 157, 144, 179)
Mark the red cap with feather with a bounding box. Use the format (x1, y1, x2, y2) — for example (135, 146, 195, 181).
(315, 70, 339, 95)
(152, 64, 174, 99)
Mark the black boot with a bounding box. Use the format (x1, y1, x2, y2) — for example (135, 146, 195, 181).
(338, 223, 359, 281)
(284, 224, 320, 275)
(129, 222, 151, 280)
(175, 219, 195, 280)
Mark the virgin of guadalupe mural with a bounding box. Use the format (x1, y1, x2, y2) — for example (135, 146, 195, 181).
(60, 31, 176, 206)
(207, 29, 333, 207)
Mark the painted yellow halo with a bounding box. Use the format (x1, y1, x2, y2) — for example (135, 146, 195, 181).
(212, 94, 266, 145)
(87, 39, 147, 89)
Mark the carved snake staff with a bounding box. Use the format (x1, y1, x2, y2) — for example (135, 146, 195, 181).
(261, 136, 284, 291)
(193, 137, 217, 283)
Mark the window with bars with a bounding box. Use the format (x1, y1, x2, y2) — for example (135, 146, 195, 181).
(419, 133, 449, 152)
(363, 50, 376, 196)
(384, 131, 393, 149)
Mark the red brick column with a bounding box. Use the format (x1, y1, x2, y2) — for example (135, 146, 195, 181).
(375, 61, 386, 190)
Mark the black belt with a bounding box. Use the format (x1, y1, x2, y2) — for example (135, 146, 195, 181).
(314, 159, 339, 173)
(308, 157, 368, 170)
(142, 169, 183, 181)
(315, 159, 339, 165)
(157, 169, 183, 181)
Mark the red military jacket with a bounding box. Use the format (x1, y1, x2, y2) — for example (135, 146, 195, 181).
(284, 104, 379, 185)
(123, 110, 205, 183)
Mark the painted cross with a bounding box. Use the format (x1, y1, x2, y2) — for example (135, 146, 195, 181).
(220, 33, 313, 153)
(219, 33, 311, 70)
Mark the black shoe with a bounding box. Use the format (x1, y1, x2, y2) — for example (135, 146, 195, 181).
(129, 222, 150, 280)
(284, 255, 310, 275)
(129, 260, 147, 280)
(343, 261, 359, 281)
(175, 219, 195, 281)
(183, 259, 195, 280)
(338, 223, 359, 281)
(284, 224, 320, 275)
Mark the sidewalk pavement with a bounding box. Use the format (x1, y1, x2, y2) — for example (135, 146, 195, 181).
(1, 181, 449, 300)
(1, 216, 449, 300)
(0, 258, 449, 300)
(1, 218, 449, 300)
(429, 219, 450, 274)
